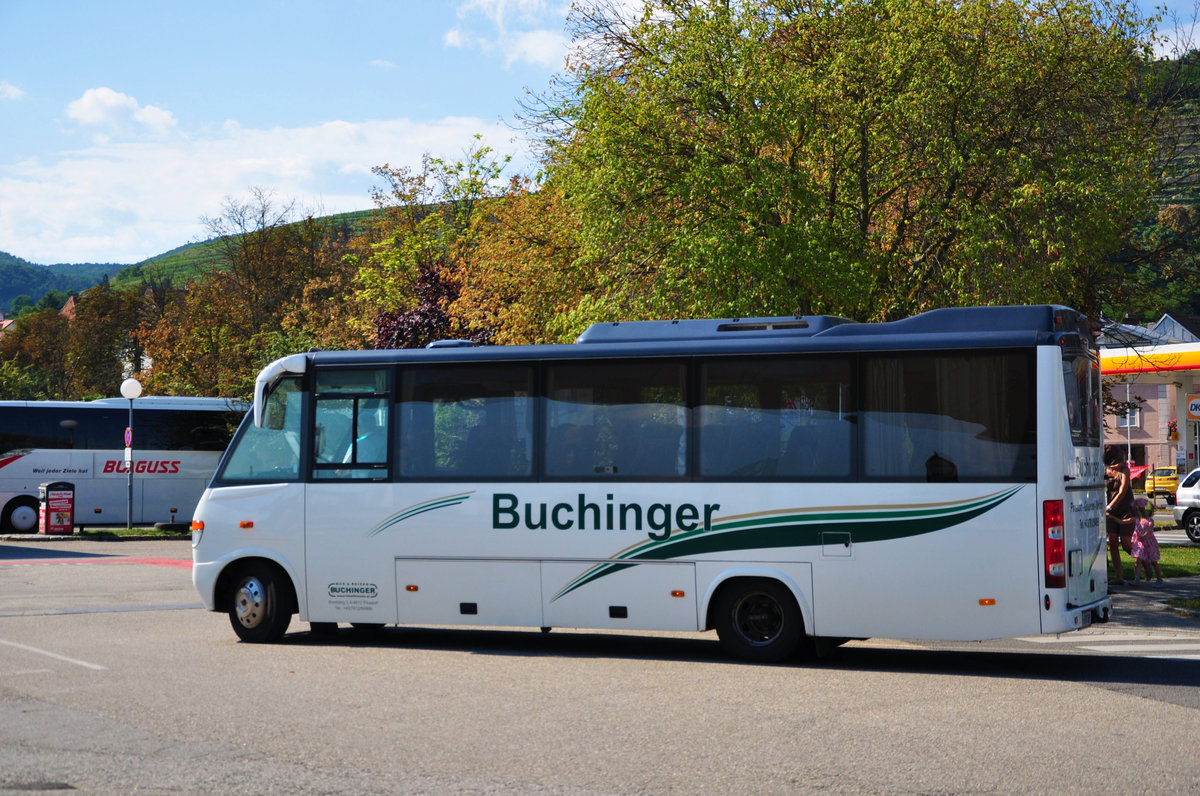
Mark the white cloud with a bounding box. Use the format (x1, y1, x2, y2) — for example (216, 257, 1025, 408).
(0, 116, 521, 264)
(449, 0, 569, 69)
(506, 28, 567, 68)
(1, 81, 25, 101)
(66, 87, 179, 140)
(370, 58, 396, 69)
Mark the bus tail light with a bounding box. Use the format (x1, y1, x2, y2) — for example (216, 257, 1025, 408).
(1043, 500, 1065, 589)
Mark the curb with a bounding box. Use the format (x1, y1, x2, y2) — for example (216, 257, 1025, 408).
(0, 532, 191, 543)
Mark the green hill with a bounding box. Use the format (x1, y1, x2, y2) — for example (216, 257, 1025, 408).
(108, 239, 228, 290)
(0, 252, 122, 313)
(1, 208, 380, 313)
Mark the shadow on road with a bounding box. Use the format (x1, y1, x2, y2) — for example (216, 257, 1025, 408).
(0, 543, 116, 561)
(269, 622, 1200, 695)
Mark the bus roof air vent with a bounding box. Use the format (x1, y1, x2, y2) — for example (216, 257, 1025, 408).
(716, 320, 810, 332)
(426, 339, 478, 349)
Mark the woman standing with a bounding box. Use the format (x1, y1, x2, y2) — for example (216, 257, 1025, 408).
(1104, 445, 1134, 586)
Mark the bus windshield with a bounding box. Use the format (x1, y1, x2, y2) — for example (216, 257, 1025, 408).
(219, 378, 304, 482)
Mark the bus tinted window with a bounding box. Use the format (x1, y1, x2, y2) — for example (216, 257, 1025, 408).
(862, 351, 1036, 481)
(313, 369, 391, 481)
(1, 406, 241, 453)
(545, 361, 686, 478)
(219, 379, 304, 482)
(699, 357, 853, 478)
(1062, 350, 1101, 448)
(137, 409, 244, 451)
(0, 408, 82, 452)
(399, 366, 533, 479)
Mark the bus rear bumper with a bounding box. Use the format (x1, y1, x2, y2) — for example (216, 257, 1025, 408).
(1043, 596, 1112, 634)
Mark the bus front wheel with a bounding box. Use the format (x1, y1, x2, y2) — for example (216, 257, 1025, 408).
(227, 563, 292, 643)
(713, 578, 803, 663)
(1, 497, 39, 534)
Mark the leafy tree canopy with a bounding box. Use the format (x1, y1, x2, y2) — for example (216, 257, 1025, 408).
(538, 0, 1162, 322)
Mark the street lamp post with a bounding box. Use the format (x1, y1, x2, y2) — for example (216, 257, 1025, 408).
(120, 377, 142, 529)
(1126, 382, 1132, 465)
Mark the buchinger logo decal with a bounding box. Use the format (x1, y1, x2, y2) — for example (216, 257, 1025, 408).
(102, 460, 182, 474)
(328, 582, 379, 599)
(327, 582, 380, 612)
(493, 492, 721, 541)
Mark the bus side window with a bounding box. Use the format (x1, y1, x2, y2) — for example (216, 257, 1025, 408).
(861, 352, 1036, 481)
(699, 356, 852, 479)
(310, 369, 391, 481)
(399, 366, 533, 480)
(314, 400, 354, 464)
(545, 361, 686, 479)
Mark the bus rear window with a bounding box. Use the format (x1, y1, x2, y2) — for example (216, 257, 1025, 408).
(1062, 350, 1101, 448)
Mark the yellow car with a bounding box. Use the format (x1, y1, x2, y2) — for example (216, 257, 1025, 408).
(1144, 465, 1179, 503)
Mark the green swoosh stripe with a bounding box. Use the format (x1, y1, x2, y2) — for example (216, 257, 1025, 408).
(552, 486, 1023, 601)
(367, 492, 473, 537)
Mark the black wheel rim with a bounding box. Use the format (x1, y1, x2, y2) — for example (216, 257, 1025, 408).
(732, 591, 785, 646)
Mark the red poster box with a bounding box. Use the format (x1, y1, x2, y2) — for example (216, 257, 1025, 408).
(38, 481, 74, 535)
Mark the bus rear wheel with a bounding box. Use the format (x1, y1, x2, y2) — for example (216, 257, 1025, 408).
(713, 578, 803, 663)
(227, 563, 292, 643)
(1, 497, 39, 534)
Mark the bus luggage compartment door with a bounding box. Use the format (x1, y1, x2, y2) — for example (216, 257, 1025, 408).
(395, 559, 543, 628)
(541, 561, 697, 631)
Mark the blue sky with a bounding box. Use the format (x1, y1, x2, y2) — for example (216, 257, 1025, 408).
(0, 0, 571, 264)
(0, 1, 1195, 266)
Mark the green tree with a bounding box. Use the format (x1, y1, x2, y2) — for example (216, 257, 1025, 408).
(354, 139, 508, 345)
(65, 284, 143, 399)
(8, 294, 33, 317)
(0, 358, 45, 400)
(540, 0, 1161, 321)
(139, 189, 356, 398)
(33, 289, 71, 313)
(0, 308, 71, 398)
(451, 178, 600, 343)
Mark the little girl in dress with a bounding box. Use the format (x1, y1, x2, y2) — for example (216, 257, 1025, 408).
(1130, 497, 1163, 584)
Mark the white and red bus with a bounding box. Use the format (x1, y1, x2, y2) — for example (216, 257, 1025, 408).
(0, 397, 245, 532)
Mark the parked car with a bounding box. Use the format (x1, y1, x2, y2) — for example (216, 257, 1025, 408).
(1171, 467, 1200, 543)
(1144, 465, 1179, 503)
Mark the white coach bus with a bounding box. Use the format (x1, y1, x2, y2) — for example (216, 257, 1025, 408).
(0, 397, 245, 533)
(191, 305, 1110, 661)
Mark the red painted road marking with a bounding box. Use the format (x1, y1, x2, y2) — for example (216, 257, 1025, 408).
(0, 557, 191, 569)
(117, 557, 192, 569)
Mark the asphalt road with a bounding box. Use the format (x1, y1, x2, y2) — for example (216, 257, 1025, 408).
(1, 537, 1198, 795)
